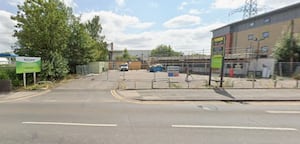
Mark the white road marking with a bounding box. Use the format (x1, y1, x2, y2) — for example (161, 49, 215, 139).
(44, 100, 57, 102)
(266, 110, 300, 114)
(22, 122, 117, 127)
(172, 125, 297, 131)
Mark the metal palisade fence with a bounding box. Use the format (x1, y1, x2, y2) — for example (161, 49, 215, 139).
(117, 62, 300, 90)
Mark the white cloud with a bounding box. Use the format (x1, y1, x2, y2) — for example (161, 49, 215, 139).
(7, 0, 24, 6)
(115, 0, 126, 7)
(80, 11, 154, 33)
(80, 10, 225, 53)
(178, 2, 188, 10)
(212, 0, 245, 9)
(80, 11, 156, 49)
(62, 0, 77, 8)
(7, 0, 77, 8)
(104, 26, 218, 53)
(156, 23, 224, 53)
(188, 9, 202, 15)
(149, 2, 159, 8)
(260, 0, 300, 9)
(0, 10, 17, 53)
(163, 15, 201, 29)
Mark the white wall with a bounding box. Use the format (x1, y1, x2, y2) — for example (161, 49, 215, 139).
(0, 57, 8, 65)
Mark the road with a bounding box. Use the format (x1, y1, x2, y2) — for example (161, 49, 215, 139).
(0, 71, 300, 144)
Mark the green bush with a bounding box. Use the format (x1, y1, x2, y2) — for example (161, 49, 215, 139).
(40, 51, 69, 80)
(0, 67, 23, 87)
(0, 69, 10, 80)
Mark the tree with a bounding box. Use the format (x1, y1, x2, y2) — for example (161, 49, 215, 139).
(85, 16, 108, 61)
(65, 16, 95, 73)
(12, 0, 71, 80)
(151, 45, 182, 57)
(274, 32, 300, 62)
(85, 16, 104, 41)
(66, 15, 108, 73)
(41, 51, 69, 80)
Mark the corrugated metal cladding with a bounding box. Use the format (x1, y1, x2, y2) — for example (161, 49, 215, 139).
(212, 26, 230, 37)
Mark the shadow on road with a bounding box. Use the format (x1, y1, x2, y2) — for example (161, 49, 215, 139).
(213, 88, 235, 99)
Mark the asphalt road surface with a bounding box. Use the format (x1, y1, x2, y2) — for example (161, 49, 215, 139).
(1, 71, 300, 144)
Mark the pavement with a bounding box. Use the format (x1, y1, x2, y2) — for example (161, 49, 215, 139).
(116, 88, 300, 101)
(0, 90, 50, 103)
(1, 70, 300, 103)
(2, 70, 300, 144)
(0, 72, 119, 103)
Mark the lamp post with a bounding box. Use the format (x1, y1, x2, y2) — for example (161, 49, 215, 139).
(252, 37, 265, 86)
(107, 42, 113, 80)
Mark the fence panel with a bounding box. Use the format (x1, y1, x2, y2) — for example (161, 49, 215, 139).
(275, 62, 300, 77)
(116, 70, 299, 90)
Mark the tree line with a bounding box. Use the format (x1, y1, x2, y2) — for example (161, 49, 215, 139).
(11, 0, 108, 80)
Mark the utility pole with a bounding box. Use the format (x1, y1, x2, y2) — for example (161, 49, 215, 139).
(289, 19, 295, 75)
(107, 42, 113, 80)
(243, 0, 258, 19)
(252, 37, 265, 87)
(229, 0, 258, 19)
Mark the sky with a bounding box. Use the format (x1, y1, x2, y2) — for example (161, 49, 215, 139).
(1, 0, 300, 54)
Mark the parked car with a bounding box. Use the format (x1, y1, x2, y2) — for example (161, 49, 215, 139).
(149, 64, 164, 72)
(119, 63, 129, 71)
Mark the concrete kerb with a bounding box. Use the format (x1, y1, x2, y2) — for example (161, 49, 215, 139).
(111, 89, 146, 104)
(0, 89, 51, 103)
(114, 88, 300, 102)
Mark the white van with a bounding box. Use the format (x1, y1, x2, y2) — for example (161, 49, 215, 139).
(120, 63, 129, 71)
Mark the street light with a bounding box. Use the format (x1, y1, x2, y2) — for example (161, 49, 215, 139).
(251, 37, 265, 87)
(106, 42, 113, 80)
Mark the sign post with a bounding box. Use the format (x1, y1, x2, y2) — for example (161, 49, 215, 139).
(209, 36, 226, 87)
(167, 66, 180, 77)
(16, 57, 41, 88)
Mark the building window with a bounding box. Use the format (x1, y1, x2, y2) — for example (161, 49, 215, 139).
(262, 32, 269, 38)
(264, 18, 271, 23)
(248, 34, 254, 40)
(249, 22, 255, 27)
(261, 46, 269, 53)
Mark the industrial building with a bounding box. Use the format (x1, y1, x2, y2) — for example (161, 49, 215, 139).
(212, 2, 300, 58)
(151, 3, 300, 78)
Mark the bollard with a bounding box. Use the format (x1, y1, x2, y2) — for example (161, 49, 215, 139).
(168, 78, 171, 88)
(151, 80, 154, 89)
(134, 80, 137, 89)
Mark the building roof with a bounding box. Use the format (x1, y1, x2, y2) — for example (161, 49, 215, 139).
(0, 53, 18, 57)
(212, 2, 300, 32)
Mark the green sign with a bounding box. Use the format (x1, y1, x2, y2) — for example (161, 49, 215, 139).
(211, 36, 225, 69)
(16, 57, 41, 74)
(211, 55, 223, 68)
